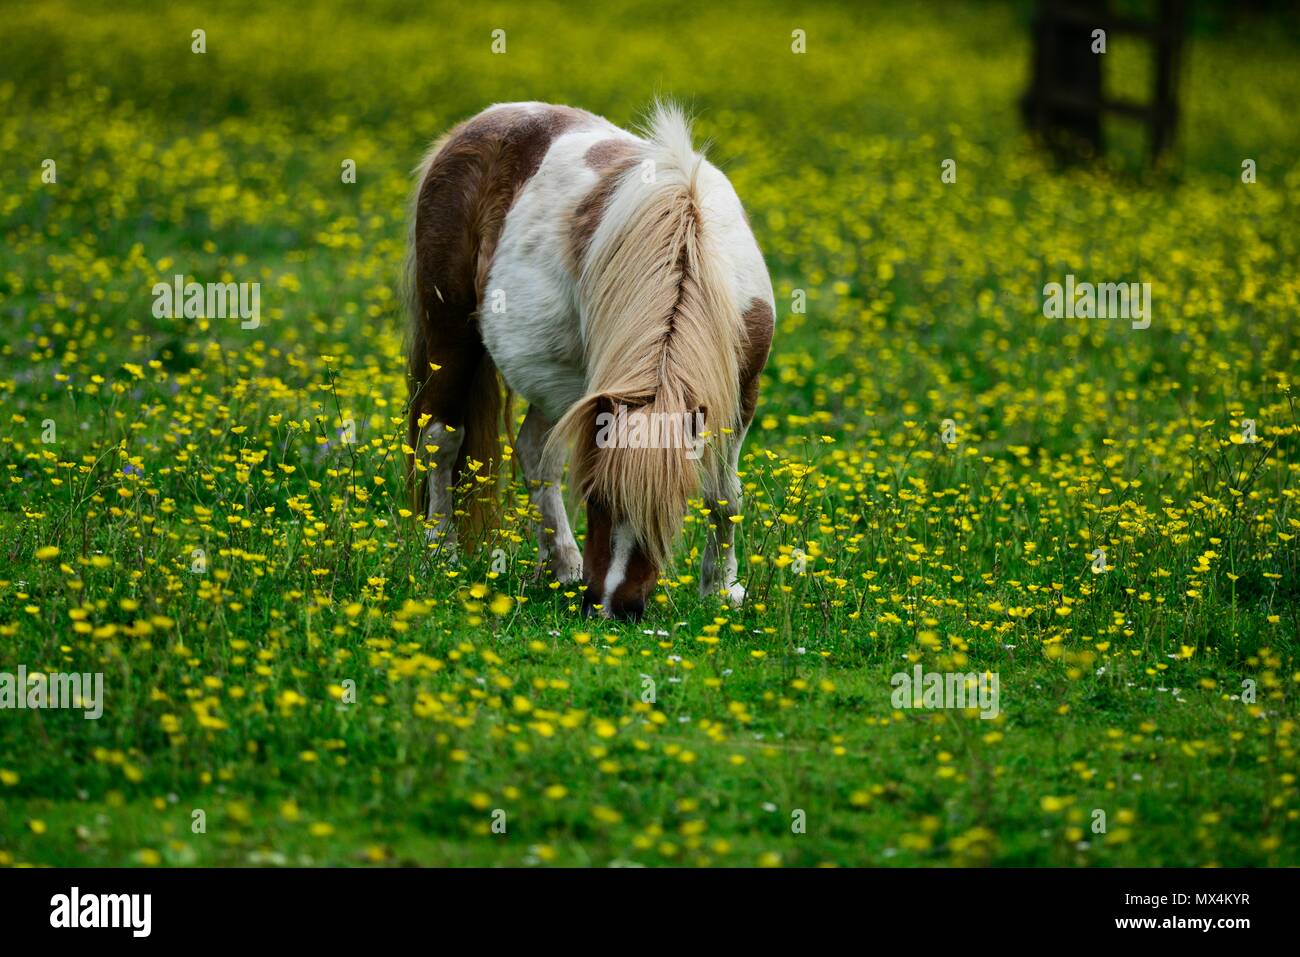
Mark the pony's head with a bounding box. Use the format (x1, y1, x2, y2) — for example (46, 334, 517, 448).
(575, 393, 722, 619)
(580, 493, 659, 621)
(550, 391, 718, 621)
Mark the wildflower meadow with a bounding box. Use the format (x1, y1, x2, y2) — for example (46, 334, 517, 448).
(1, 0, 1297, 870)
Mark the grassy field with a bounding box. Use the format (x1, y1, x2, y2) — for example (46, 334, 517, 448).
(1, 0, 1297, 867)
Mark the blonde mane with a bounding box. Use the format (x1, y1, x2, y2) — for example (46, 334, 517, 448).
(544, 102, 746, 564)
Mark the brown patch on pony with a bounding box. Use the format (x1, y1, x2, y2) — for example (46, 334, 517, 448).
(406, 103, 592, 540)
(569, 144, 641, 277)
(739, 297, 774, 427)
(413, 104, 590, 309)
(579, 496, 613, 614)
(584, 137, 638, 171)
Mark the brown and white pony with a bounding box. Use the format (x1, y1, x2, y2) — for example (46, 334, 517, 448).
(405, 101, 773, 620)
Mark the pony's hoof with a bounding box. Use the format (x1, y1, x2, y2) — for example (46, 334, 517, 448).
(551, 547, 583, 584)
(425, 530, 460, 563)
(699, 579, 746, 606)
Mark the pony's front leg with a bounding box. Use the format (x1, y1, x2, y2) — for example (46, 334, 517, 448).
(419, 420, 464, 558)
(518, 405, 583, 583)
(700, 443, 746, 606)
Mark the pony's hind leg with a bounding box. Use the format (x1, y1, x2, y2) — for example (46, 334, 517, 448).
(517, 404, 583, 583)
(700, 430, 747, 606)
(407, 282, 484, 557)
(417, 419, 465, 555)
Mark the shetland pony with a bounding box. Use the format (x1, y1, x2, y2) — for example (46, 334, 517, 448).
(405, 101, 774, 620)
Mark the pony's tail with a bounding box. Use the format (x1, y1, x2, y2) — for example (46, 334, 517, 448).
(452, 353, 508, 550)
(405, 353, 509, 552)
(404, 132, 444, 523)
(403, 128, 510, 551)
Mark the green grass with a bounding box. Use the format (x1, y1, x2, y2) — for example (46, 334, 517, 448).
(0, 0, 1297, 867)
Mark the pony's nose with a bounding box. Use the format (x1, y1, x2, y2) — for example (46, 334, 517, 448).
(609, 596, 645, 622)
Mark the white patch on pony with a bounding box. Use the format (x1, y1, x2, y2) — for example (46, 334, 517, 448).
(481, 122, 627, 422)
(600, 520, 637, 613)
(694, 165, 774, 315)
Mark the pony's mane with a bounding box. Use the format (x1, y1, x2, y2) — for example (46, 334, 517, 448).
(544, 101, 746, 564)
